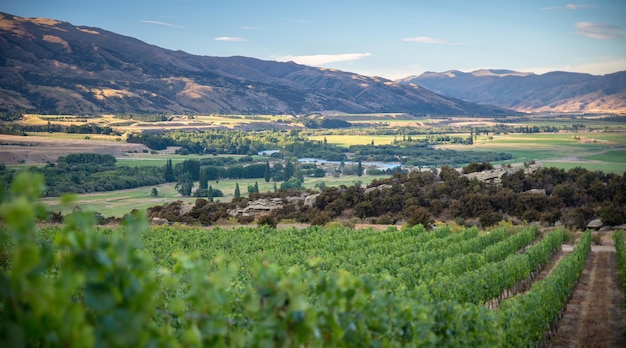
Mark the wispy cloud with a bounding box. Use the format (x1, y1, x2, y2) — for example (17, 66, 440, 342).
(214, 36, 249, 42)
(523, 59, 626, 75)
(141, 20, 184, 28)
(566, 4, 592, 9)
(275, 53, 371, 65)
(544, 3, 593, 10)
(402, 36, 462, 45)
(576, 22, 626, 39)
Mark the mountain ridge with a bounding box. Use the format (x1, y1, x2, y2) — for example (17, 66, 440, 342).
(403, 69, 626, 113)
(0, 12, 511, 116)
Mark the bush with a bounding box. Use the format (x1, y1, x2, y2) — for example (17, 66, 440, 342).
(256, 214, 277, 228)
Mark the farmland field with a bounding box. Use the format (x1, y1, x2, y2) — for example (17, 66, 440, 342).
(5, 176, 600, 347)
(39, 174, 377, 218)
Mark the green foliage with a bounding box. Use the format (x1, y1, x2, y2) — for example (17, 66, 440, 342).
(499, 230, 591, 346)
(175, 174, 194, 196)
(164, 159, 175, 182)
(60, 153, 116, 166)
(256, 214, 277, 228)
(0, 175, 597, 346)
(234, 182, 241, 198)
(0, 172, 163, 346)
(462, 161, 494, 174)
(614, 230, 626, 298)
(150, 187, 158, 197)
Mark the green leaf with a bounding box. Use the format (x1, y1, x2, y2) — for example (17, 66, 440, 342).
(84, 283, 117, 312)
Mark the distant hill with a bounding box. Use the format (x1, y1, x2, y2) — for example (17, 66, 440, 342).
(401, 69, 626, 113)
(0, 12, 511, 116)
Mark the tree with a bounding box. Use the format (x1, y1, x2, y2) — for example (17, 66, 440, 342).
(357, 160, 363, 177)
(254, 181, 259, 193)
(164, 159, 175, 182)
(208, 185, 214, 203)
(150, 187, 158, 197)
(175, 174, 193, 196)
(264, 160, 271, 183)
(199, 167, 208, 190)
(234, 183, 241, 198)
(284, 160, 295, 181)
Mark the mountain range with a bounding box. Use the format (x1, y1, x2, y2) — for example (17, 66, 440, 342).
(403, 69, 626, 113)
(0, 12, 623, 116)
(0, 12, 510, 116)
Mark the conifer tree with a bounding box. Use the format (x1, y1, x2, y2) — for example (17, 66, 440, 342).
(234, 183, 241, 198)
(164, 159, 175, 182)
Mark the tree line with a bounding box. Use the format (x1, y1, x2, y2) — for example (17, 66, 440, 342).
(150, 164, 626, 230)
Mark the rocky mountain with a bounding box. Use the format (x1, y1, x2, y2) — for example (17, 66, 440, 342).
(402, 69, 626, 113)
(0, 12, 511, 116)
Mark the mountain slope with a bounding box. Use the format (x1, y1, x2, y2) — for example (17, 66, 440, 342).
(402, 69, 626, 113)
(0, 12, 510, 116)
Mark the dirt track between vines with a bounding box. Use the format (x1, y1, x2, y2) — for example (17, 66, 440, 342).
(549, 244, 626, 348)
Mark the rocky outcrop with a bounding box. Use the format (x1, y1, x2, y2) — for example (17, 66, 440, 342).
(364, 184, 393, 195)
(464, 168, 511, 184)
(524, 189, 546, 195)
(229, 193, 314, 218)
(587, 219, 603, 229)
(304, 193, 320, 208)
(463, 163, 543, 184)
(150, 217, 170, 226)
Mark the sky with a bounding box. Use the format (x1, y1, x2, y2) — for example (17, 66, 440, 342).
(2, 0, 626, 80)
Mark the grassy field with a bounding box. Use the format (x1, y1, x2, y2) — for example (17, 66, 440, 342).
(116, 154, 267, 167)
(39, 174, 380, 218)
(25, 132, 122, 141)
(438, 132, 626, 172)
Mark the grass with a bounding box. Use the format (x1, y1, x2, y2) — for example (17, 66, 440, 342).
(583, 149, 626, 162)
(25, 132, 122, 141)
(542, 162, 626, 174)
(39, 175, 383, 218)
(116, 154, 267, 167)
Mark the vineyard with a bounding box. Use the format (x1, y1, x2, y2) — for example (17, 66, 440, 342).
(0, 172, 615, 347)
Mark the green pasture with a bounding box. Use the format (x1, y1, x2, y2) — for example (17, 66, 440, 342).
(39, 174, 382, 218)
(439, 132, 626, 173)
(116, 154, 266, 167)
(542, 161, 626, 174)
(583, 149, 626, 162)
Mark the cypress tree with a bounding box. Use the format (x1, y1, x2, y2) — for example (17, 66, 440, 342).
(164, 159, 174, 182)
(264, 160, 271, 183)
(199, 167, 208, 190)
(234, 183, 240, 198)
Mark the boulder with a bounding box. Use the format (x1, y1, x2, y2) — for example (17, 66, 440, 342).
(587, 219, 603, 229)
(364, 184, 392, 195)
(151, 217, 169, 226)
(463, 169, 509, 184)
(304, 193, 319, 208)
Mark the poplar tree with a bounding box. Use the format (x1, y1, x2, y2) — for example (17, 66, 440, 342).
(164, 159, 174, 182)
(264, 160, 271, 183)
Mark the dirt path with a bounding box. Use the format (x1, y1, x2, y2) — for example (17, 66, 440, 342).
(548, 246, 626, 348)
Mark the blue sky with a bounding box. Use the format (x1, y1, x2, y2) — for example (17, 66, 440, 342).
(2, 0, 626, 79)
